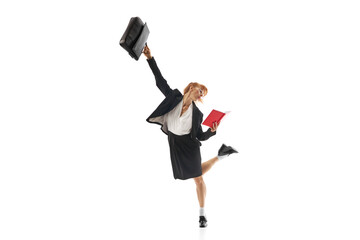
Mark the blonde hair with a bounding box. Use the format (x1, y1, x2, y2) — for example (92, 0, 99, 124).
(183, 82, 208, 103)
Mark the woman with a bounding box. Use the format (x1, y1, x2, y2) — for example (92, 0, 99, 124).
(143, 45, 238, 228)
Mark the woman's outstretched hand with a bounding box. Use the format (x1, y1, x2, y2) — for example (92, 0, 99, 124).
(210, 121, 219, 132)
(143, 44, 152, 59)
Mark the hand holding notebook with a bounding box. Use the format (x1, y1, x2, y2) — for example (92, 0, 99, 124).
(202, 110, 230, 128)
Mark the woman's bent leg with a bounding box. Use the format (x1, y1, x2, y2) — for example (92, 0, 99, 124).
(201, 156, 219, 175)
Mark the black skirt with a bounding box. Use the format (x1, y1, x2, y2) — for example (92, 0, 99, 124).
(167, 131, 202, 180)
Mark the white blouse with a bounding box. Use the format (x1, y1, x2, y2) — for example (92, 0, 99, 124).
(164, 101, 193, 135)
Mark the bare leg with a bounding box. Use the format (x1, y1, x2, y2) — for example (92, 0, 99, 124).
(194, 176, 206, 207)
(193, 157, 219, 209)
(201, 156, 219, 175)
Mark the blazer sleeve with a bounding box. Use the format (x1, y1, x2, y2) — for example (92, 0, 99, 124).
(196, 124, 216, 141)
(147, 57, 172, 97)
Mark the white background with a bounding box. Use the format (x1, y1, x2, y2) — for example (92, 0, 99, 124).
(1, 0, 360, 239)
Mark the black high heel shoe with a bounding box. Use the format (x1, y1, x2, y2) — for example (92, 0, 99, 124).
(218, 144, 238, 157)
(199, 216, 208, 228)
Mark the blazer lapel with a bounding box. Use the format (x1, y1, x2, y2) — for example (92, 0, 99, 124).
(191, 102, 202, 140)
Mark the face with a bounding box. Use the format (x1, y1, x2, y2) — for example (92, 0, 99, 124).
(190, 87, 204, 101)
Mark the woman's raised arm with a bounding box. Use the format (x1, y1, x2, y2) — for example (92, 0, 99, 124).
(143, 45, 172, 97)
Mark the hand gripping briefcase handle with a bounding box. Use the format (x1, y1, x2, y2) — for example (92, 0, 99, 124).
(119, 17, 150, 61)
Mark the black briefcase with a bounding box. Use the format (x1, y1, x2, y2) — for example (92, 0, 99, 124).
(119, 17, 150, 61)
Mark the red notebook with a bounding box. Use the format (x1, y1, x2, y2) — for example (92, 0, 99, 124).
(202, 110, 230, 128)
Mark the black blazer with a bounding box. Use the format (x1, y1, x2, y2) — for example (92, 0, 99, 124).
(146, 57, 216, 146)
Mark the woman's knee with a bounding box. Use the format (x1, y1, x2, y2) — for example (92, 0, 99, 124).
(194, 175, 204, 186)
